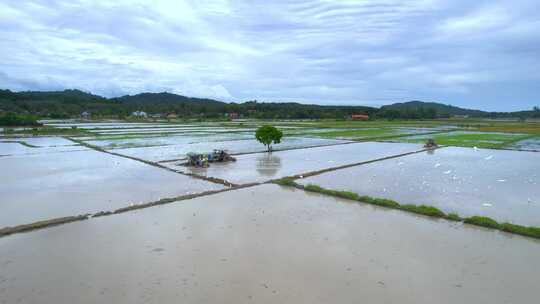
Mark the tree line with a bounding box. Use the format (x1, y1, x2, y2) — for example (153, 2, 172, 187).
(1, 89, 539, 123)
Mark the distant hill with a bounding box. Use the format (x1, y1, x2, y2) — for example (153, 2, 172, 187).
(380, 100, 487, 117)
(0, 89, 376, 119)
(111, 92, 225, 106)
(1, 89, 538, 119)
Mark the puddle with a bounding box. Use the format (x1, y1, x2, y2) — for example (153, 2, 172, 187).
(171, 142, 422, 184)
(0, 184, 538, 303)
(0, 150, 223, 228)
(299, 147, 540, 225)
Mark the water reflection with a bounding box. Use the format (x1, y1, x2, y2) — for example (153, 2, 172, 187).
(256, 153, 282, 177)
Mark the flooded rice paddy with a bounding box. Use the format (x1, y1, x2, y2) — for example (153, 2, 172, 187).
(0, 138, 87, 156)
(172, 142, 423, 184)
(0, 149, 223, 228)
(512, 137, 540, 151)
(299, 147, 540, 226)
(0, 184, 538, 304)
(2, 120, 540, 303)
(112, 137, 349, 162)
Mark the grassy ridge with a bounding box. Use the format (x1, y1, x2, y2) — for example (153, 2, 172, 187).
(398, 132, 535, 149)
(274, 178, 540, 240)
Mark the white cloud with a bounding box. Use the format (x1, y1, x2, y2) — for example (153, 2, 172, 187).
(0, 0, 539, 111)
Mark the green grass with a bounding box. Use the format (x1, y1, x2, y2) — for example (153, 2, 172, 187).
(464, 216, 500, 228)
(500, 223, 540, 239)
(398, 131, 534, 148)
(274, 177, 298, 187)
(275, 179, 540, 240)
(304, 184, 361, 201)
(314, 128, 396, 139)
(401, 204, 446, 217)
(358, 195, 401, 208)
(446, 213, 462, 221)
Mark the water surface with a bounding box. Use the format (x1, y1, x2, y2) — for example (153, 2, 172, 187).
(0, 184, 538, 304)
(172, 142, 423, 184)
(0, 150, 223, 227)
(299, 147, 540, 225)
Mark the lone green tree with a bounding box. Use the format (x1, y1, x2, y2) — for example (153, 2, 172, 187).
(255, 125, 283, 152)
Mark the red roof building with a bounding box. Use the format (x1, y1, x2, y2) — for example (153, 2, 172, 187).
(350, 114, 369, 120)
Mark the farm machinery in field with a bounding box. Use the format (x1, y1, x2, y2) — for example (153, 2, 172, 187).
(184, 150, 236, 167)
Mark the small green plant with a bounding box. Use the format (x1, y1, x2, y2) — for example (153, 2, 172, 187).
(274, 177, 297, 187)
(401, 204, 446, 218)
(464, 216, 500, 229)
(446, 213, 462, 221)
(304, 184, 359, 201)
(255, 125, 283, 152)
(500, 223, 540, 239)
(359, 196, 400, 208)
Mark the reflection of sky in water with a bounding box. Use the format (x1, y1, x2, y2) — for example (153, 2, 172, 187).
(174, 142, 421, 184)
(111, 137, 350, 162)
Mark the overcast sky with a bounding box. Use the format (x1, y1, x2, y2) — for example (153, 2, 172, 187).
(1, 0, 539, 111)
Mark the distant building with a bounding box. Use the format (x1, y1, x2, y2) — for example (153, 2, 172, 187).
(149, 113, 163, 119)
(349, 114, 369, 121)
(131, 110, 148, 118)
(226, 112, 239, 120)
(166, 113, 178, 120)
(81, 111, 91, 119)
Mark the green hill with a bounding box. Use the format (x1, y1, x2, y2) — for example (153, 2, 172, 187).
(380, 100, 487, 118)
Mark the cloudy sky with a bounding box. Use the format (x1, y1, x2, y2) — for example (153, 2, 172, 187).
(1, 0, 539, 111)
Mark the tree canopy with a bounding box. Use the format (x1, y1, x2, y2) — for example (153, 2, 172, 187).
(255, 125, 283, 152)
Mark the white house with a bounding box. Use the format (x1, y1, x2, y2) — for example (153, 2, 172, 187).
(131, 110, 148, 118)
(81, 111, 91, 119)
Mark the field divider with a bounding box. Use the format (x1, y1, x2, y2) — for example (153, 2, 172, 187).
(282, 146, 443, 180)
(271, 179, 540, 240)
(0, 182, 262, 238)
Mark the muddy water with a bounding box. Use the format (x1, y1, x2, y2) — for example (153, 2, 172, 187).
(299, 147, 540, 226)
(113, 137, 350, 162)
(0, 150, 223, 228)
(172, 142, 422, 184)
(0, 184, 538, 304)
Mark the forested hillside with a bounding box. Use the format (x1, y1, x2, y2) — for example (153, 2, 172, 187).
(1, 89, 539, 120)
